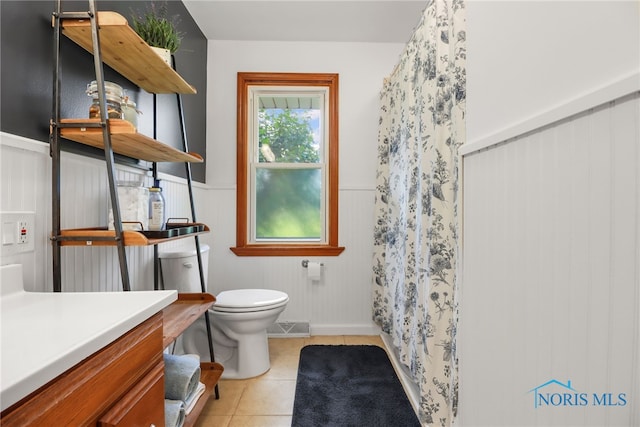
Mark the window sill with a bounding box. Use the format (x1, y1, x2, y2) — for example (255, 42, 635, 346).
(230, 245, 345, 257)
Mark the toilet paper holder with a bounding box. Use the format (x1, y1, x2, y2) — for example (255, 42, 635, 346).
(301, 259, 324, 268)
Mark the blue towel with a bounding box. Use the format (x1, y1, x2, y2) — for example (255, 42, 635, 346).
(165, 399, 186, 427)
(164, 353, 201, 402)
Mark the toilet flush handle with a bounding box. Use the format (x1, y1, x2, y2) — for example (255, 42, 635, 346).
(183, 262, 193, 268)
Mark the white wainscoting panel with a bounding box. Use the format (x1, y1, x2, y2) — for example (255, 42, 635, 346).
(56, 160, 210, 293)
(1, 132, 381, 333)
(458, 92, 639, 426)
(202, 186, 380, 334)
(0, 132, 208, 293)
(0, 134, 50, 292)
(58, 154, 155, 292)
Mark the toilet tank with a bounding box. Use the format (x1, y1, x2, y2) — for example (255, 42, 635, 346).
(158, 244, 209, 293)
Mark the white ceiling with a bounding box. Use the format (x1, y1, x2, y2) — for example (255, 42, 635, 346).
(182, 0, 426, 43)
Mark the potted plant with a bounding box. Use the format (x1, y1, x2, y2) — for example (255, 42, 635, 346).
(130, 2, 183, 64)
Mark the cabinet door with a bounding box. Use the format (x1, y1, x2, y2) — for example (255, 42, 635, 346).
(98, 361, 165, 427)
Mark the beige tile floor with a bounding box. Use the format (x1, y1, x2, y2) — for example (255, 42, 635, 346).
(195, 335, 385, 427)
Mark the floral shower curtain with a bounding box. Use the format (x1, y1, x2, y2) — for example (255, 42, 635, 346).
(372, 0, 466, 425)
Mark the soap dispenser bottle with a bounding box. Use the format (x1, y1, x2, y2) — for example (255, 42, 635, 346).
(148, 184, 165, 231)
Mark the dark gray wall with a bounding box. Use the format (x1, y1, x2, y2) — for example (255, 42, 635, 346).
(0, 0, 207, 182)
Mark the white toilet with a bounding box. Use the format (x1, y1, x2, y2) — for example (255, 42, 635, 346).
(159, 244, 289, 379)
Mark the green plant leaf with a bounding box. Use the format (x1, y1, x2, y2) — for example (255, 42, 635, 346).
(130, 2, 183, 53)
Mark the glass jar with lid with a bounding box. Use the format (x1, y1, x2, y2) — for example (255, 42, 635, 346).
(107, 180, 149, 231)
(121, 96, 141, 129)
(87, 80, 124, 119)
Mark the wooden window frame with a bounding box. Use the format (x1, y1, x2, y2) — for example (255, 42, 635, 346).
(231, 72, 344, 256)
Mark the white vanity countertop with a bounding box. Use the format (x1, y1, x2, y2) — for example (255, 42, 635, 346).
(0, 264, 177, 412)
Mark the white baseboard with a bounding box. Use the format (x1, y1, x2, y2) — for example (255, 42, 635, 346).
(380, 333, 421, 419)
(309, 324, 381, 336)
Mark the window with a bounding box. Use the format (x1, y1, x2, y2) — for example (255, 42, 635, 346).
(231, 72, 344, 256)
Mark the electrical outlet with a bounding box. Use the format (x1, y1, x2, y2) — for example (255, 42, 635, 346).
(0, 211, 35, 257)
(18, 220, 28, 243)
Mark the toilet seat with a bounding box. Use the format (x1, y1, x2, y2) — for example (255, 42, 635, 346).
(212, 289, 289, 313)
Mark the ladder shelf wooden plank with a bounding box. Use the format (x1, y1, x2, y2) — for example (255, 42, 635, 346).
(58, 11, 196, 94)
(57, 225, 210, 247)
(59, 119, 203, 163)
(184, 363, 224, 427)
(162, 293, 216, 348)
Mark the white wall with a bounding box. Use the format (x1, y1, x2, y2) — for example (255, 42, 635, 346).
(466, 0, 639, 146)
(202, 40, 405, 333)
(205, 40, 403, 188)
(458, 1, 640, 425)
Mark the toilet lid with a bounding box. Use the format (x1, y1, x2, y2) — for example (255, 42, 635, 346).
(214, 289, 289, 311)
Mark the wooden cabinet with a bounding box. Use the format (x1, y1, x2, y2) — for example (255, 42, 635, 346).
(98, 362, 166, 427)
(0, 313, 163, 426)
(0, 296, 223, 426)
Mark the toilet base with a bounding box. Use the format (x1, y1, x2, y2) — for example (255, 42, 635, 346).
(179, 317, 273, 379)
(221, 331, 271, 379)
